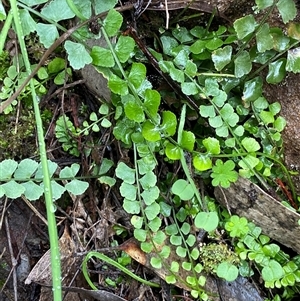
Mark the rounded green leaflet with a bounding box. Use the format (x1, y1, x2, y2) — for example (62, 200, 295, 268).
(165, 142, 181, 160)
(180, 131, 195, 151)
(216, 262, 239, 282)
(195, 211, 219, 232)
(203, 137, 220, 155)
(142, 120, 161, 142)
(212, 45, 232, 71)
(161, 111, 177, 136)
(262, 260, 284, 282)
(171, 179, 194, 200)
(193, 154, 212, 171)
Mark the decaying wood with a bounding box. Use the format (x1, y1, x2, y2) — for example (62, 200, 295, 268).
(214, 177, 300, 253)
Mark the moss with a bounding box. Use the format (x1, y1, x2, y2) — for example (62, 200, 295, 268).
(199, 243, 239, 274)
(0, 110, 37, 160)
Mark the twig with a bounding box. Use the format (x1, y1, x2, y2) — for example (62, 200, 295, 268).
(2, 217, 18, 301)
(21, 195, 48, 226)
(165, 0, 169, 29)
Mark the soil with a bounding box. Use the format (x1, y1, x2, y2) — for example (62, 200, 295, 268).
(1, 1, 300, 301)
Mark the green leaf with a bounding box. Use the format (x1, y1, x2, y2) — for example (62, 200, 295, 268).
(94, 0, 118, 14)
(65, 179, 89, 195)
(59, 163, 80, 178)
(180, 130, 195, 151)
(120, 182, 137, 200)
(212, 91, 227, 107)
(174, 49, 189, 69)
(65, 41, 92, 69)
(225, 215, 249, 238)
(1, 181, 25, 199)
(115, 35, 135, 63)
(169, 67, 185, 83)
(234, 51, 252, 77)
(48, 57, 65, 74)
(115, 162, 135, 184)
(216, 262, 239, 282)
(193, 154, 212, 171)
(233, 15, 257, 39)
(242, 137, 260, 152)
(203, 137, 220, 155)
(36, 23, 59, 48)
(19, 9, 37, 36)
(165, 224, 178, 235)
(46, 181, 65, 201)
(185, 60, 197, 77)
(144, 202, 160, 220)
(122, 94, 145, 122)
(35, 160, 58, 179)
(181, 82, 199, 95)
(287, 23, 300, 40)
(238, 155, 260, 177)
(108, 74, 128, 95)
(259, 111, 275, 124)
(286, 48, 300, 73)
(180, 222, 191, 235)
(216, 125, 229, 138)
(134, 228, 147, 241)
(262, 260, 284, 281)
(37, 67, 48, 80)
(170, 235, 182, 246)
(153, 230, 166, 244)
(274, 116, 286, 132)
(131, 215, 143, 229)
(211, 159, 238, 188)
(255, 0, 273, 10)
(22, 181, 44, 201)
(195, 211, 219, 232)
(212, 45, 232, 71)
(161, 36, 179, 56)
(148, 217, 161, 232)
(165, 142, 181, 160)
(141, 186, 159, 205)
(98, 176, 116, 187)
(200, 105, 215, 118)
(276, 0, 297, 24)
(142, 120, 161, 142)
(209, 115, 223, 128)
(124, 199, 140, 214)
(173, 27, 193, 43)
(161, 111, 177, 137)
(103, 9, 123, 37)
(266, 58, 286, 84)
(90, 46, 114, 67)
(186, 234, 196, 247)
(269, 102, 281, 114)
(256, 23, 273, 52)
(144, 89, 160, 119)
(205, 78, 221, 96)
(205, 37, 223, 50)
(171, 179, 194, 200)
(14, 159, 38, 179)
(243, 77, 263, 103)
(99, 103, 109, 115)
(220, 103, 239, 127)
(139, 171, 157, 189)
(41, 0, 75, 22)
(159, 245, 171, 259)
(128, 62, 146, 89)
(151, 257, 162, 269)
(176, 246, 187, 258)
